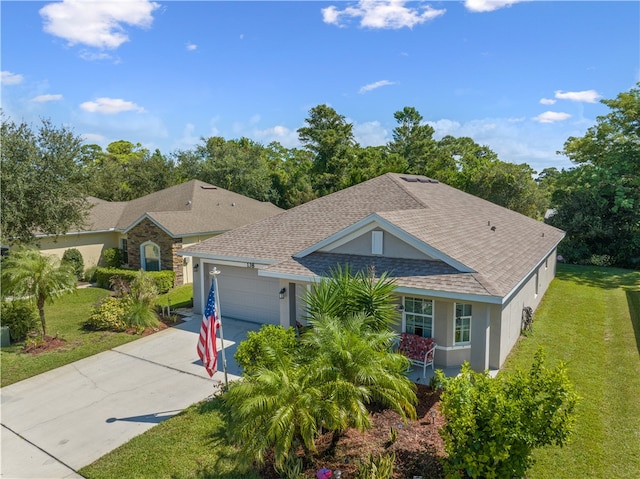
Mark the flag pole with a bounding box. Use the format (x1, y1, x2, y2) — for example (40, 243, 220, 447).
(210, 267, 228, 388)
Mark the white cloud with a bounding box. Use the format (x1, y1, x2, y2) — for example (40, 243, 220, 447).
(359, 80, 395, 94)
(31, 94, 63, 103)
(532, 111, 571, 123)
(80, 97, 145, 114)
(464, 0, 528, 13)
(353, 120, 389, 147)
(81, 132, 106, 144)
(540, 98, 556, 105)
(554, 89, 601, 103)
(79, 50, 116, 62)
(322, 0, 445, 29)
(1, 71, 24, 85)
(39, 0, 160, 49)
(186, 43, 197, 51)
(252, 125, 299, 148)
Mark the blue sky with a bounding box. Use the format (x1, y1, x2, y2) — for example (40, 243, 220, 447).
(2, 1, 638, 173)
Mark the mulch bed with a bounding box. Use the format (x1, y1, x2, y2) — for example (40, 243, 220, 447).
(260, 383, 446, 479)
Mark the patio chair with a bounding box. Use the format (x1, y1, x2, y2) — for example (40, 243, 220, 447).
(397, 332, 437, 377)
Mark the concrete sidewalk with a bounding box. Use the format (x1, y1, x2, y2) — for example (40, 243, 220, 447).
(0, 315, 261, 479)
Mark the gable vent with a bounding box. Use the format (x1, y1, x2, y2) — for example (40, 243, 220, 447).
(372, 230, 383, 255)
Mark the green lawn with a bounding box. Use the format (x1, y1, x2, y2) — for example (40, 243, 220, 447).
(79, 264, 640, 479)
(1, 285, 194, 387)
(0, 287, 142, 387)
(501, 264, 640, 479)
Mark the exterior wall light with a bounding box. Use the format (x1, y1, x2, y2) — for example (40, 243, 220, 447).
(279, 287, 286, 299)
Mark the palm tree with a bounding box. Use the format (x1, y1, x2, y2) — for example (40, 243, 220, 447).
(303, 313, 417, 446)
(224, 347, 339, 469)
(303, 264, 400, 331)
(1, 247, 76, 335)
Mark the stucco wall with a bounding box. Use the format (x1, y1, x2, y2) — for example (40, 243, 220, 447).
(328, 229, 432, 260)
(37, 232, 120, 269)
(180, 234, 217, 284)
(498, 250, 558, 367)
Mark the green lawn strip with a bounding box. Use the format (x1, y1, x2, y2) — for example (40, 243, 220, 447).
(80, 398, 260, 479)
(1, 287, 140, 387)
(156, 284, 193, 310)
(502, 264, 640, 479)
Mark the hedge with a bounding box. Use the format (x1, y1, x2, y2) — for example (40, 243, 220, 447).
(95, 267, 176, 294)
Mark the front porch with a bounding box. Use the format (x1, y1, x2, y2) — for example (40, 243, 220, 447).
(178, 311, 468, 385)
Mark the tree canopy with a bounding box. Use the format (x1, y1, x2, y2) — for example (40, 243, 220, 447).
(1, 117, 89, 244)
(547, 83, 640, 267)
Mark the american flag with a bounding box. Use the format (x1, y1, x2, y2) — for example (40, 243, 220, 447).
(197, 280, 220, 377)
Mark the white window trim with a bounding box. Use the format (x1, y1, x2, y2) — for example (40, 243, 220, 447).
(402, 296, 434, 338)
(453, 302, 472, 346)
(140, 240, 161, 272)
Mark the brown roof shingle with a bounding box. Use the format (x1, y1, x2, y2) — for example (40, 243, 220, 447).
(183, 173, 564, 299)
(74, 180, 282, 237)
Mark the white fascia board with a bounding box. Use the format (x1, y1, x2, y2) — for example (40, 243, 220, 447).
(122, 213, 176, 238)
(178, 251, 276, 266)
(258, 269, 322, 283)
(394, 285, 503, 305)
(34, 228, 123, 238)
(294, 213, 474, 273)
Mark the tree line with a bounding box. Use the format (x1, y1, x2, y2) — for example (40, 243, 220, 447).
(2, 84, 638, 268)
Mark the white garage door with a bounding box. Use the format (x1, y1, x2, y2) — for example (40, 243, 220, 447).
(208, 265, 280, 324)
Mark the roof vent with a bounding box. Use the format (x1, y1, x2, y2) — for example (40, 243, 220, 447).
(186, 200, 192, 206)
(200, 186, 217, 190)
(400, 175, 438, 184)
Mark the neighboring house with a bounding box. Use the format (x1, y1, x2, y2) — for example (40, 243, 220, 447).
(180, 173, 565, 371)
(36, 180, 283, 285)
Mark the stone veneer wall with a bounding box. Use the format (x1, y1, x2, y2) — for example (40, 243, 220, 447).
(126, 218, 183, 286)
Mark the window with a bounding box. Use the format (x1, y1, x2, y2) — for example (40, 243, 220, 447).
(454, 303, 472, 344)
(141, 241, 160, 271)
(121, 238, 128, 264)
(404, 297, 433, 338)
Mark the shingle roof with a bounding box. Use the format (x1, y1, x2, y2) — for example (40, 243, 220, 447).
(76, 180, 282, 237)
(182, 173, 565, 298)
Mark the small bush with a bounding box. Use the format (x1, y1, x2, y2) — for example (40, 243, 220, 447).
(102, 248, 124, 268)
(355, 452, 395, 479)
(62, 248, 84, 280)
(590, 254, 615, 267)
(0, 300, 38, 342)
(234, 324, 298, 375)
(84, 265, 98, 283)
(95, 268, 175, 294)
(84, 297, 127, 331)
(123, 271, 160, 329)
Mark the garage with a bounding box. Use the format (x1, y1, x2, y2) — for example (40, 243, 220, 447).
(206, 264, 281, 324)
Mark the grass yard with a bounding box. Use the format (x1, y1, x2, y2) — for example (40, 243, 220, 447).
(1, 284, 193, 387)
(79, 264, 640, 479)
(80, 398, 261, 479)
(0, 287, 142, 387)
(502, 264, 640, 479)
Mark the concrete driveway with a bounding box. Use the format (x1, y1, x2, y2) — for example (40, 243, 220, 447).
(0, 315, 260, 479)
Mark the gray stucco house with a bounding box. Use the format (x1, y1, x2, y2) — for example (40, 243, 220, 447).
(179, 173, 564, 371)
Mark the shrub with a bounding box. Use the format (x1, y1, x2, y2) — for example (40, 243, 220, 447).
(95, 268, 175, 293)
(62, 248, 84, 280)
(84, 265, 98, 283)
(590, 254, 615, 267)
(123, 270, 160, 329)
(436, 349, 578, 479)
(84, 297, 127, 331)
(355, 452, 395, 479)
(0, 300, 39, 342)
(234, 324, 298, 375)
(102, 248, 124, 268)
